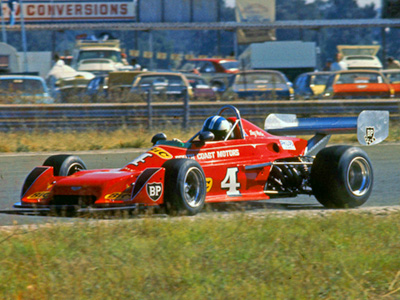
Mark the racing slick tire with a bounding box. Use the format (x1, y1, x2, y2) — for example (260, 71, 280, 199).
(163, 159, 207, 215)
(310, 145, 373, 208)
(43, 155, 87, 176)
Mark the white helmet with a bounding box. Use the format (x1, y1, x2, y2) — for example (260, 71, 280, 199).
(202, 116, 232, 140)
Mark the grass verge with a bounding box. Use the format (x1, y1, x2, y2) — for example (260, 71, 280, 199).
(0, 121, 399, 153)
(1, 211, 400, 299)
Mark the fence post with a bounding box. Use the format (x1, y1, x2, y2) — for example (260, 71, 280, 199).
(183, 88, 190, 129)
(147, 89, 153, 130)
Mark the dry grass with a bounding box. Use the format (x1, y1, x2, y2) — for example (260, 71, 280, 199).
(0, 127, 195, 153)
(0, 121, 398, 153)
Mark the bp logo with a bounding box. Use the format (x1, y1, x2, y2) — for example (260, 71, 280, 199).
(364, 126, 376, 145)
(146, 182, 163, 201)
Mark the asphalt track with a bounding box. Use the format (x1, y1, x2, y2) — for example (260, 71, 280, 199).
(0, 144, 399, 226)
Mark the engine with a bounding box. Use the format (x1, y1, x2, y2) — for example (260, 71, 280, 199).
(264, 157, 313, 197)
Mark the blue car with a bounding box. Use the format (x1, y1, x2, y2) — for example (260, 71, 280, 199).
(224, 70, 294, 100)
(0, 75, 54, 104)
(293, 71, 333, 99)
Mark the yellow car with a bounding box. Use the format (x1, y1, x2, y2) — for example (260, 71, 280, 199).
(294, 71, 333, 99)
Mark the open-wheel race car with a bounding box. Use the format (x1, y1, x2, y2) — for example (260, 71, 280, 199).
(14, 105, 389, 215)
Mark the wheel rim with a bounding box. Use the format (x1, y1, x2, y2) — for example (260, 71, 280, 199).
(347, 157, 371, 196)
(183, 167, 205, 208)
(67, 163, 85, 176)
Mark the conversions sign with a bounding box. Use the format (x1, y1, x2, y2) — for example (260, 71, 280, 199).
(2, 0, 136, 23)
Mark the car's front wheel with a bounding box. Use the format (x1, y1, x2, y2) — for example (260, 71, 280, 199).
(43, 155, 87, 176)
(163, 159, 206, 215)
(310, 146, 373, 208)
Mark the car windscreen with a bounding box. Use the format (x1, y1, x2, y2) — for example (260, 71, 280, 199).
(311, 74, 331, 85)
(138, 75, 185, 89)
(78, 50, 122, 63)
(187, 77, 208, 87)
(234, 73, 286, 85)
(219, 61, 239, 71)
(181, 62, 197, 72)
(336, 73, 384, 84)
(0, 78, 45, 94)
(384, 72, 400, 83)
(80, 59, 112, 65)
(345, 56, 375, 61)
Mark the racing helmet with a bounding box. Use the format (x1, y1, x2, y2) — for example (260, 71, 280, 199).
(202, 116, 232, 140)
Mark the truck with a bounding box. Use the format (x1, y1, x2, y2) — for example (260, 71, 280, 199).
(238, 41, 317, 81)
(71, 39, 133, 75)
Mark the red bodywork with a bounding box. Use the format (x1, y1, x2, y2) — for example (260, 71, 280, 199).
(19, 118, 307, 209)
(333, 83, 394, 98)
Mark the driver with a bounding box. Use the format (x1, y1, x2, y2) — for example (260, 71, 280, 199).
(201, 116, 232, 140)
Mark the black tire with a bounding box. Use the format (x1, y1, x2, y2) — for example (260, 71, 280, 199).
(310, 146, 373, 208)
(43, 155, 87, 176)
(163, 159, 206, 215)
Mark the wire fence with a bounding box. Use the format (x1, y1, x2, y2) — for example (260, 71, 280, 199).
(0, 98, 398, 132)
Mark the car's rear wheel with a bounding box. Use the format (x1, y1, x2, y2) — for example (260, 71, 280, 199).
(43, 155, 87, 176)
(310, 146, 373, 208)
(163, 159, 206, 215)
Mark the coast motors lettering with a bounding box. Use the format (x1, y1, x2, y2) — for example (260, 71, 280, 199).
(3, 1, 135, 22)
(175, 149, 240, 160)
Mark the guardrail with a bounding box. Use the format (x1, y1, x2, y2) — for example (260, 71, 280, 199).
(0, 99, 398, 132)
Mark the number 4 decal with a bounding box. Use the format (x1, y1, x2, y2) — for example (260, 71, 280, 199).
(221, 167, 241, 196)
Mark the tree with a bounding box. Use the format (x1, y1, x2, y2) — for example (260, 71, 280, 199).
(275, 0, 378, 69)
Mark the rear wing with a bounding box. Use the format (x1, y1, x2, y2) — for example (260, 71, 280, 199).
(265, 111, 389, 155)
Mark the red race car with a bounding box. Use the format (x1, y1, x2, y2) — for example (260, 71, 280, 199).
(15, 105, 389, 215)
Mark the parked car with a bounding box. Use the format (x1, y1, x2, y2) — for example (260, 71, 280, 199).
(382, 69, 400, 97)
(185, 74, 217, 100)
(57, 73, 96, 103)
(107, 71, 146, 100)
(223, 70, 294, 100)
(294, 71, 333, 99)
(180, 58, 239, 74)
(323, 70, 394, 99)
(179, 58, 239, 92)
(337, 45, 383, 70)
(0, 75, 54, 104)
(130, 72, 193, 100)
(341, 55, 383, 70)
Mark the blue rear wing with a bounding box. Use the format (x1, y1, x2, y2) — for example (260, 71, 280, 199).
(265, 111, 389, 155)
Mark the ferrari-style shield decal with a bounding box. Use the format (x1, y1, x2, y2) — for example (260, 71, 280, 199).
(364, 126, 376, 145)
(146, 182, 163, 201)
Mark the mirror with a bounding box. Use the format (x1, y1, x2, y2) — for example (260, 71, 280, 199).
(199, 131, 215, 142)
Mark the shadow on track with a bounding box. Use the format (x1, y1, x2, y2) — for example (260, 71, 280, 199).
(0, 201, 324, 219)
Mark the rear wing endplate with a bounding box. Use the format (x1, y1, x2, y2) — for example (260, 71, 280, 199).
(265, 111, 389, 154)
